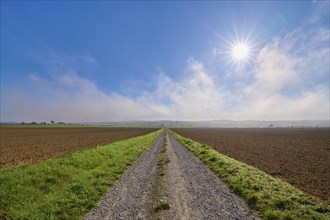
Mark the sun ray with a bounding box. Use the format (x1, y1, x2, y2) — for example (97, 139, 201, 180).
(210, 23, 263, 69)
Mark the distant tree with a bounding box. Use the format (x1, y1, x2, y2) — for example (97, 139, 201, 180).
(41, 122, 47, 125)
(21, 122, 25, 125)
(51, 121, 55, 124)
(57, 122, 66, 125)
(31, 122, 38, 125)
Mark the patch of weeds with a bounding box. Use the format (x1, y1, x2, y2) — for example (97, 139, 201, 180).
(200, 144, 208, 148)
(154, 199, 170, 212)
(247, 194, 258, 208)
(209, 156, 218, 162)
(316, 206, 330, 214)
(70, 184, 85, 195)
(264, 211, 280, 220)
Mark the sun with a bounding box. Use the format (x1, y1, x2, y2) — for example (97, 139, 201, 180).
(217, 34, 257, 66)
(231, 43, 250, 60)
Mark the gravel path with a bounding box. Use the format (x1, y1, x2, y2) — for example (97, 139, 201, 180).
(162, 131, 258, 219)
(84, 130, 258, 219)
(84, 131, 164, 220)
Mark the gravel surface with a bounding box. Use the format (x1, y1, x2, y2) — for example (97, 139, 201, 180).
(84, 130, 258, 219)
(162, 131, 258, 219)
(84, 131, 164, 220)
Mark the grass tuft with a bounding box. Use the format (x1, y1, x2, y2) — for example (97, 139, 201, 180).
(170, 130, 330, 220)
(0, 129, 161, 219)
(154, 199, 170, 212)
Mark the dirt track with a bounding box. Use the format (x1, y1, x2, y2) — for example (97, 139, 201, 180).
(0, 127, 157, 169)
(172, 128, 330, 202)
(84, 130, 257, 219)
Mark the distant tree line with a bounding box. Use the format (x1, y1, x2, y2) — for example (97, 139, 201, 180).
(20, 121, 67, 125)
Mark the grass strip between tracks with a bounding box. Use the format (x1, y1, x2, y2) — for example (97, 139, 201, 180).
(0, 129, 162, 219)
(170, 130, 329, 220)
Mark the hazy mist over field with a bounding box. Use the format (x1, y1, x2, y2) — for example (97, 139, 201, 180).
(1, 1, 329, 123)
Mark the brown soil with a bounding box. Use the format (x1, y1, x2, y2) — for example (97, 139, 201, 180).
(172, 128, 330, 202)
(0, 127, 157, 169)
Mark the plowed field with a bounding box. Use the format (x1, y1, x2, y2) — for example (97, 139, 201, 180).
(0, 127, 157, 169)
(172, 128, 330, 202)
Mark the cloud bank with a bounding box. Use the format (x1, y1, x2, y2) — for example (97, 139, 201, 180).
(1, 10, 329, 122)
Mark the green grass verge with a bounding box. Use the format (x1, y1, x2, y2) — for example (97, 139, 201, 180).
(0, 129, 162, 219)
(170, 130, 330, 220)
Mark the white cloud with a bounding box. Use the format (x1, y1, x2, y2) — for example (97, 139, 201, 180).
(249, 40, 301, 94)
(153, 60, 228, 120)
(237, 24, 329, 120)
(2, 43, 328, 122)
(1, 7, 329, 123)
(309, 0, 330, 24)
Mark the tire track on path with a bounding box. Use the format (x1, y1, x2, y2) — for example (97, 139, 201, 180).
(158, 130, 258, 219)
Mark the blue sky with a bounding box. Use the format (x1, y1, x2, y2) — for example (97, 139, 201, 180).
(1, 1, 329, 122)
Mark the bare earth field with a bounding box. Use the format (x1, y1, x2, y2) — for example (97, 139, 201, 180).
(172, 128, 330, 202)
(0, 127, 157, 169)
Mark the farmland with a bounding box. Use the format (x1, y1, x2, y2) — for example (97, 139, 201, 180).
(0, 126, 157, 169)
(172, 128, 330, 202)
(0, 130, 162, 219)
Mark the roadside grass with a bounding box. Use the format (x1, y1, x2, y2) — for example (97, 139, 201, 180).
(170, 130, 330, 220)
(0, 129, 161, 219)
